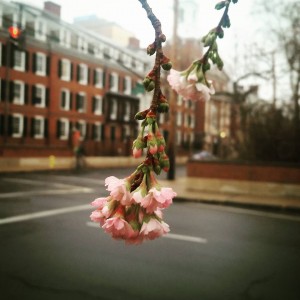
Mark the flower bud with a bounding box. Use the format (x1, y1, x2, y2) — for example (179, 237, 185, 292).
(133, 147, 142, 158)
(143, 77, 151, 88)
(157, 102, 169, 113)
(147, 42, 156, 56)
(146, 80, 155, 92)
(135, 109, 149, 120)
(162, 62, 172, 71)
(159, 34, 166, 42)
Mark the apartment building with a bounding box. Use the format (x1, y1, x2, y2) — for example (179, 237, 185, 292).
(0, 0, 150, 157)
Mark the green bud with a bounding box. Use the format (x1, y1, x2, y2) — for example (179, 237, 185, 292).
(157, 103, 169, 113)
(217, 28, 224, 38)
(146, 80, 155, 92)
(202, 62, 211, 73)
(162, 62, 172, 71)
(215, 1, 226, 10)
(143, 77, 150, 88)
(232, 0, 238, 3)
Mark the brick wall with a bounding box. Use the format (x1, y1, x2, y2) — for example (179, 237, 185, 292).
(187, 160, 300, 184)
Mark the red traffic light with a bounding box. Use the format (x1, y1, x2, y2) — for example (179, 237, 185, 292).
(8, 26, 22, 40)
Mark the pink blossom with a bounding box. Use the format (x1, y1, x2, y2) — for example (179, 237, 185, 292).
(103, 217, 136, 239)
(140, 218, 170, 240)
(90, 210, 105, 225)
(133, 187, 176, 213)
(91, 197, 108, 209)
(167, 69, 214, 101)
(105, 176, 132, 206)
(149, 144, 158, 155)
(133, 147, 142, 158)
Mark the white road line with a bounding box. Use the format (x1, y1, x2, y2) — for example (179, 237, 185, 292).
(0, 188, 94, 199)
(86, 221, 207, 244)
(0, 204, 92, 225)
(0, 178, 95, 199)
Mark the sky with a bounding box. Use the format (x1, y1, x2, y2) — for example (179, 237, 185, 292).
(14, 0, 282, 101)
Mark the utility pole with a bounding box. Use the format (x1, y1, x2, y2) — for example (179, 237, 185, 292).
(167, 0, 178, 180)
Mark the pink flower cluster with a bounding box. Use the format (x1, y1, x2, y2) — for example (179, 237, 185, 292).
(167, 69, 215, 102)
(90, 174, 177, 244)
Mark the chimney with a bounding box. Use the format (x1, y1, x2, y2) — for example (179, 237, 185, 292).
(44, 1, 61, 18)
(128, 37, 140, 49)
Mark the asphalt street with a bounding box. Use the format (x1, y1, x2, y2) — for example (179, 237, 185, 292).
(0, 168, 300, 300)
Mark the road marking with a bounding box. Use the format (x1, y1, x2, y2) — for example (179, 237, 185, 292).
(0, 178, 95, 199)
(191, 203, 300, 223)
(0, 204, 92, 225)
(86, 221, 208, 244)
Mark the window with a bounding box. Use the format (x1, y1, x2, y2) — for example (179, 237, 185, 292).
(176, 131, 182, 146)
(93, 123, 102, 141)
(12, 80, 25, 104)
(123, 76, 132, 95)
(77, 120, 86, 140)
(60, 29, 71, 48)
(122, 125, 130, 141)
(13, 49, 25, 71)
(110, 99, 117, 120)
(124, 102, 130, 121)
(57, 118, 69, 140)
(78, 37, 88, 53)
(60, 59, 71, 81)
(11, 113, 24, 138)
(109, 72, 119, 92)
(176, 111, 182, 126)
(35, 52, 46, 76)
(93, 96, 102, 115)
(76, 92, 86, 113)
(94, 68, 103, 88)
(77, 64, 88, 85)
(60, 89, 70, 110)
(32, 116, 44, 139)
(35, 19, 46, 41)
(33, 84, 46, 107)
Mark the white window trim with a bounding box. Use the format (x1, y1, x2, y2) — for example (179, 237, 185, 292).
(94, 122, 102, 141)
(35, 52, 46, 76)
(60, 29, 71, 48)
(110, 72, 119, 93)
(124, 102, 130, 121)
(12, 113, 24, 138)
(35, 19, 47, 41)
(78, 63, 88, 85)
(110, 99, 117, 120)
(124, 76, 132, 95)
(33, 116, 45, 139)
(77, 92, 86, 113)
(13, 50, 25, 72)
(34, 84, 46, 108)
(94, 95, 102, 115)
(60, 88, 70, 111)
(61, 58, 71, 81)
(95, 68, 103, 89)
(59, 118, 69, 140)
(77, 120, 86, 141)
(13, 80, 25, 105)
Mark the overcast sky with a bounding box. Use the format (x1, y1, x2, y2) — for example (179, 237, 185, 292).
(15, 0, 280, 100)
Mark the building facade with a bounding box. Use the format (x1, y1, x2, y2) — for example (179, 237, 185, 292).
(0, 0, 151, 157)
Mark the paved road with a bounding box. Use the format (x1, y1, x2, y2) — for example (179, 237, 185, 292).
(0, 169, 300, 300)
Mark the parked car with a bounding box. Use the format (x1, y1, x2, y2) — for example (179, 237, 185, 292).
(191, 150, 217, 160)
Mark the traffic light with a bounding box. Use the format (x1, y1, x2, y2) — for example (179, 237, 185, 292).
(8, 26, 26, 48)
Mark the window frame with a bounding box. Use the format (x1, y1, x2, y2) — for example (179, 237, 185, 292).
(93, 95, 102, 115)
(60, 88, 70, 111)
(58, 118, 69, 140)
(77, 120, 86, 141)
(78, 63, 88, 85)
(109, 72, 119, 93)
(93, 122, 102, 141)
(94, 68, 103, 88)
(13, 49, 26, 72)
(76, 92, 86, 113)
(35, 52, 46, 76)
(33, 115, 45, 139)
(33, 84, 46, 108)
(61, 58, 71, 81)
(12, 80, 25, 105)
(12, 113, 24, 138)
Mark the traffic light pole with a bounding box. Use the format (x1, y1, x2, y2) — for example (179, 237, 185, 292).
(4, 39, 11, 144)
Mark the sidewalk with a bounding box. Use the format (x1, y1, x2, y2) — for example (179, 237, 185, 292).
(160, 177, 300, 212)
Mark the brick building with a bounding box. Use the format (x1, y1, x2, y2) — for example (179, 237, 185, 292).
(0, 0, 150, 157)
